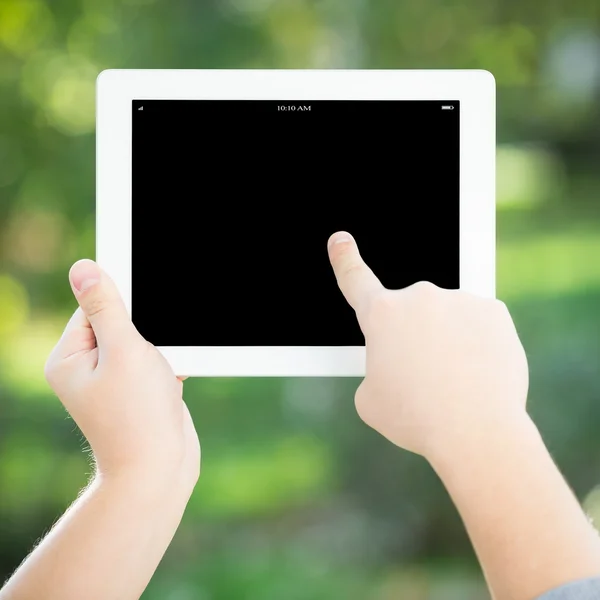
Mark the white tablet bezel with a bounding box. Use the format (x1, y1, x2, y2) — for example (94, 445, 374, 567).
(96, 69, 495, 377)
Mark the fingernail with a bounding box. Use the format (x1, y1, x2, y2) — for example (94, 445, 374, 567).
(328, 232, 354, 249)
(70, 260, 101, 292)
(78, 278, 100, 292)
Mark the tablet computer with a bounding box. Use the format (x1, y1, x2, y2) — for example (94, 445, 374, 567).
(96, 69, 495, 377)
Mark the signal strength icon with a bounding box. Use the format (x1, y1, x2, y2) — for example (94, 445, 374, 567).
(138, 106, 143, 111)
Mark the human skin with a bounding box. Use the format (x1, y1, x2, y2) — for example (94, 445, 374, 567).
(327, 231, 600, 600)
(2, 234, 599, 600)
(0, 259, 200, 600)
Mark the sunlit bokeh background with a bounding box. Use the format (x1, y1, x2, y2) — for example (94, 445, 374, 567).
(1, 1, 600, 599)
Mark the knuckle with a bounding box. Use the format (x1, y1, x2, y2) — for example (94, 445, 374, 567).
(44, 355, 60, 388)
(407, 281, 443, 312)
(493, 299, 508, 312)
(108, 335, 145, 366)
(492, 299, 515, 324)
(84, 295, 107, 319)
(371, 290, 395, 310)
(411, 280, 438, 296)
(341, 259, 364, 279)
(482, 298, 509, 319)
(361, 290, 392, 328)
(354, 383, 371, 423)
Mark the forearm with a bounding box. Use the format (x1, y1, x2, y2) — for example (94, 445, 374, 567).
(429, 412, 600, 600)
(1, 467, 194, 600)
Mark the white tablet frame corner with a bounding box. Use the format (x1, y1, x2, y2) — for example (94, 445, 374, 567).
(96, 69, 495, 377)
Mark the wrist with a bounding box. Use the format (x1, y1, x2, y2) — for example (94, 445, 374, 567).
(427, 409, 540, 477)
(94, 453, 199, 501)
(92, 469, 195, 517)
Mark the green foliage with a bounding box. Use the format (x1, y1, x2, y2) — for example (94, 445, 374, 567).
(2, 1, 600, 598)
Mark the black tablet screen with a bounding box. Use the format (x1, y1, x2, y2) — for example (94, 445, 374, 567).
(131, 100, 459, 346)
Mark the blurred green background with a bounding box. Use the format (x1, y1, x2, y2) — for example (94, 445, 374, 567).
(1, 1, 600, 599)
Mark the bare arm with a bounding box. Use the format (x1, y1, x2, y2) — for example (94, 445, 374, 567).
(326, 231, 600, 600)
(1, 469, 195, 600)
(430, 413, 600, 600)
(0, 259, 200, 599)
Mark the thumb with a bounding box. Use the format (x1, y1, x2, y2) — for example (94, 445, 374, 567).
(69, 259, 136, 348)
(327, 232, 384, 315)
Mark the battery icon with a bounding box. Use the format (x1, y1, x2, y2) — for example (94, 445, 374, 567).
(441, 105, 454, 110)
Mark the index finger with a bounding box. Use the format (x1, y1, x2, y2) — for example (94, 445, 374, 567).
(327, 231, 384, 315)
